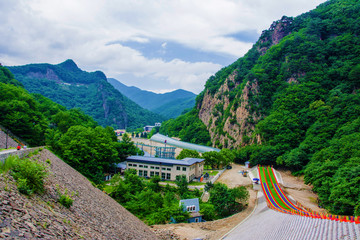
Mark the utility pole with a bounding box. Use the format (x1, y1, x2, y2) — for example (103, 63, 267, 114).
(5, 130, 8, 149)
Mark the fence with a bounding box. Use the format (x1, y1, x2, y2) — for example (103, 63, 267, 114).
(0, 124, 28, 148)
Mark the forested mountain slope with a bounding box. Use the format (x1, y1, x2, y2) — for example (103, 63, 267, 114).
(0, 65, 142, 182)
(108, 78, 196, 119)
(160, 0, 360, 216)
(7, 60, 163, 129)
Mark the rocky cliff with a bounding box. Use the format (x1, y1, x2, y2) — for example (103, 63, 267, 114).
(197, 17, 293, 148)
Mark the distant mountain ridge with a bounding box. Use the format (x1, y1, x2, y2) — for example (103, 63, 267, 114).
(108, 78, 196, 119)
(7, 60, 163, 129)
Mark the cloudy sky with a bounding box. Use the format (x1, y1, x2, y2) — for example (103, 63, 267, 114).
(1, 0, 326, 94)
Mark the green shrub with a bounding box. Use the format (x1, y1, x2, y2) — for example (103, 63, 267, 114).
(59, 194, 74, 208)
(11, 157, 48, 194)
(17, 178, 33, 195)
(0, 155, 18, 173)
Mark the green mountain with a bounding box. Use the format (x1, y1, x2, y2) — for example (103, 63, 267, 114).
(108, 78, 196, 119)
(7, 60, 163, 129)
(160, 0, 360, 216)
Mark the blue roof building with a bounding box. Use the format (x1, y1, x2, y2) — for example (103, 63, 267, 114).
(180, 198, 203, 223)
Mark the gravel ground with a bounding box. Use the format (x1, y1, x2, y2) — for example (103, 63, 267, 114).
(152, 164, 328, 240)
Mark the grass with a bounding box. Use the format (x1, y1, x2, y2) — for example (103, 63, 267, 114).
(207, 170, 219, 176)
(0, 155, 18, 173)
(188, 181, 206, 186)
(0, 147, 16, 151)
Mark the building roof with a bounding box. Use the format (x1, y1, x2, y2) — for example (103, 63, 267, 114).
(126, 156, 204, 166)
(116, 162, 127, 169)
(179, 198, 200, 209)
(150, 133, 220, 153)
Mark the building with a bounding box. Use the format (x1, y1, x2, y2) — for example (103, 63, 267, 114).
(125, 155, 205, 182)
(114, 129, 126, 136)
(143, 123, 162, 132)
(179, 198, 203, 223)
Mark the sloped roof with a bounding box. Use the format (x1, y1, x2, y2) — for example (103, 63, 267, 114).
(150, 133, 220, 153)
(126, 156, 204, 166)
(180, 198, 200, 211)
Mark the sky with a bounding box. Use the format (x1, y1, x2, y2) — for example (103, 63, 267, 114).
(1, 0, 326, 94)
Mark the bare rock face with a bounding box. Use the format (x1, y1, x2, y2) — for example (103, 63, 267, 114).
(198, 72, 261, 148)
(0, 149, 158, 240)
(257, 16, 293, 55)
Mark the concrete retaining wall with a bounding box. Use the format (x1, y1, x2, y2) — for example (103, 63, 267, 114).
(0, 149, 34, 163)
(211, 168, 227, 184)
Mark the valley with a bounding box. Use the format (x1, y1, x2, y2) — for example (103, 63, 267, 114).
(1, 0, 360, 239)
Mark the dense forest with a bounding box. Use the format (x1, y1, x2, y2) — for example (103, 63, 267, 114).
(0, 66, 141, 183)
(160, 0, 360, 216)
(7, 60, 163, 130)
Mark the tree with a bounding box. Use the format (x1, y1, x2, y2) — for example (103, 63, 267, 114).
(117, 133, 142, 161)
(219, 148, 235, 167)
(58, 125, 118, 183)
(349, 63, 360, 89)
(148, 175, 161, 192)
(209, 183, 249, 217)
(202, 151, 223, 169)
(200, 203, 217, 221)
(0, 83, 48, 146)
(175, 175, 189, 197)
(176, 149, 201, 160)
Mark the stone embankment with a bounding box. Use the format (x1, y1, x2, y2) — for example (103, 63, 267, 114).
(0, 130, 18, 149)
(0, 148, 160, 239)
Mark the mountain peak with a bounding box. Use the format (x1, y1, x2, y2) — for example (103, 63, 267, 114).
(58, 59, 80, 72)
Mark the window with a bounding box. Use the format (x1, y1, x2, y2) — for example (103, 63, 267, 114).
(144, 165, 148, 168)
(166, 173, 171, 180)
(161, 172, 166, 179)
(133, 164, 137, 167)
(155, 166, 160, 169)
(144, 170, 148, 177)
(176, 166, 180, 171)
(155, 172, 159, 176)
(139, 165, 143, 168)
(150, 171, 154, 177)
(162, 167, 166, 170)
(167, 168, 171, 171)
(150, 166, 155, 169)
(182, 167, 187, 171)
(128, 163, 133, 166)
(139, 170, 143, 176)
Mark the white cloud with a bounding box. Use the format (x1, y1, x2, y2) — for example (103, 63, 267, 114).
(0, 0, 326, 93)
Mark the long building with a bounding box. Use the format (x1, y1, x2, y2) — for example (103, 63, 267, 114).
(126, 155, 205, 182)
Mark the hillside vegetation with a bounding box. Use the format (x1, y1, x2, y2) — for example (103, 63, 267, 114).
(160, 0, 360, 216)
(0, 66, 141, 183)
(7, 60, 163, 130)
